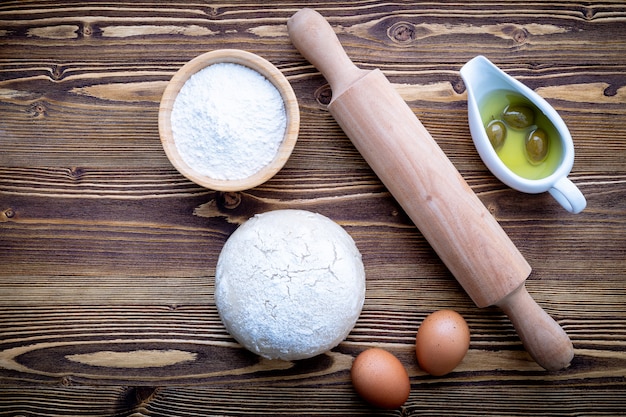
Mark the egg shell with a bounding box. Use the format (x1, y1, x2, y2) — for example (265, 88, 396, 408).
(350, 348, 410, 409)
(415, 309, 470, 376)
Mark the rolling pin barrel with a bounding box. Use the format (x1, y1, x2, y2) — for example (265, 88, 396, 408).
(288, 8, 573, 371)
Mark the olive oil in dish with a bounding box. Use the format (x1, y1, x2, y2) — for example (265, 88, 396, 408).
(480, 89, 563, 180)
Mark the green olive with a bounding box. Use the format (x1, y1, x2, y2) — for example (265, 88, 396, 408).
(525, 128, 549, 164)
(503, 105, 535, 129)
(485, 119, 506, 151)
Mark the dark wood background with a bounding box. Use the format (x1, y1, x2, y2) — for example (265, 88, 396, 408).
(1, 1, 625, 415)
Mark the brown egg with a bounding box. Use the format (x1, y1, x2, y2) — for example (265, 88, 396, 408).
(415, 309, 470, 376)
(350, 348, 410, 409)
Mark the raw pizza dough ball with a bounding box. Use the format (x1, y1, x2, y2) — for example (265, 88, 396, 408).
(215, 209, 366, 360)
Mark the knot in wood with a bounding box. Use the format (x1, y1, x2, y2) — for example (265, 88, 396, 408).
(603, 84, 618, 97)
(314, 84, 332, 106)
(27, 102, 47, 118)
(388, 22, 416, 44)
(3, 208, 15, 219)
(217, 191, 242, 210)
(120, 387, 159, 411)
(501, 25, 528, 44)
(50, 65, 65, 81)
(452, 78, 466, 94)
(512, 28, 529, 43)
(80, 23, 95, 37)
(69, 166, 85, 180)
(133, 386, 159, 405)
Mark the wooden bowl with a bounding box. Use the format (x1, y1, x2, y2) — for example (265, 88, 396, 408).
(158, 49, 299, 191)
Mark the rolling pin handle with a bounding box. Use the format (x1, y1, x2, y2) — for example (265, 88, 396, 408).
(287, 8, 367, 97)
(497, 284, 574, 371)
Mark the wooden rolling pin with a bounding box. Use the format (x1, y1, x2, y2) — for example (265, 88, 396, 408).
(288, 8, 573, 371)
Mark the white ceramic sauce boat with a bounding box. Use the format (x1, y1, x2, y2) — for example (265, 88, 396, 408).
(460, 55, 586, 214)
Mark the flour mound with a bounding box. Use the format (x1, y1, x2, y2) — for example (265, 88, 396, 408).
(171, 62, 286, 180)
(215, 209, 366, 360)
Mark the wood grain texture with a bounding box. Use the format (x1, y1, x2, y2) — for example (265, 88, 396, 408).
(1, 0, 626, 415)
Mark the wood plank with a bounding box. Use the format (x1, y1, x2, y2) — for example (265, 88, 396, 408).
(1, 167, 623, 278)
(1, 2, 625, 168)
(2, 384, 626, 416)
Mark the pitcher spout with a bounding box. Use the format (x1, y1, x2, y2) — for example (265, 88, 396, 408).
(460, 55, 523, 102)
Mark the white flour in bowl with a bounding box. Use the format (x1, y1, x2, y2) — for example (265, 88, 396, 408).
(171, 62, 287, 180)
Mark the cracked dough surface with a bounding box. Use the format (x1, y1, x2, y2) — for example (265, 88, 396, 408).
(215, 209, 366, 360)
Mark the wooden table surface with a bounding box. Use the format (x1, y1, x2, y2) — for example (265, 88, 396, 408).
(1, 1, 625, 415)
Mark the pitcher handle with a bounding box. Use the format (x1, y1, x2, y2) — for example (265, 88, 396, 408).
(548, 176, 586, 214)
